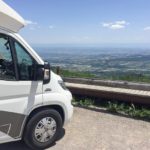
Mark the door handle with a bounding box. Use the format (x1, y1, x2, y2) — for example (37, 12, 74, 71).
(45, 88, 52, 92)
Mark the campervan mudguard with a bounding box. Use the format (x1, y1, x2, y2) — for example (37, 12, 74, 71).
(0, 111, 25, 138)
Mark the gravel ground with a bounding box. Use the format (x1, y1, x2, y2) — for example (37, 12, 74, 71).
(0, 107, 150, 150)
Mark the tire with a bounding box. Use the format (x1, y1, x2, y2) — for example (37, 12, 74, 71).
(23, 109, 63, 150)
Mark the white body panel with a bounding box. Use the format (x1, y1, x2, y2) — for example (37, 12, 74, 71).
(0, 0, 25, 32)
(43, 72, 73, 124)
(0, 81, 43, 114)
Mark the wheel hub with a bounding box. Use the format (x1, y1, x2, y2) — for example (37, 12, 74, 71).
(34, 117, 57, 143)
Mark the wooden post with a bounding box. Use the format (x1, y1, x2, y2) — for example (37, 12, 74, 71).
(56, 66, 60, 75)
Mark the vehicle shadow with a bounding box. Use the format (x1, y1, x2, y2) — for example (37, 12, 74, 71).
(0, 128, 65, 150)
(0, 141, 30, 150)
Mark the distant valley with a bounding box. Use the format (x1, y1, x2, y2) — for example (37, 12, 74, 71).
(34, 46, 150, 80)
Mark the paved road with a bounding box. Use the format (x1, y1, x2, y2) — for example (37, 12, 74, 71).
(0, 107, 150, 150)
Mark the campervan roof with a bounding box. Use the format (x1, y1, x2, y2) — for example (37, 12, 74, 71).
(0, 0, 25, 32)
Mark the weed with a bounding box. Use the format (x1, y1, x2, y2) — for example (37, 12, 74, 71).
(73, 97, 150, 120)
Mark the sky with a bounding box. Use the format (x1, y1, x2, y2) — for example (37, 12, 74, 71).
(4, 0, 150, 46)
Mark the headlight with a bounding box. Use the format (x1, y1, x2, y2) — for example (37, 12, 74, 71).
(58, 80, 68, 90)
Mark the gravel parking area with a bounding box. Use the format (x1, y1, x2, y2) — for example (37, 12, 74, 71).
(0, 107, 150, 150)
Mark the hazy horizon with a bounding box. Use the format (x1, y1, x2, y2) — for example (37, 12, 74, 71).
(32, 43, 150, 48)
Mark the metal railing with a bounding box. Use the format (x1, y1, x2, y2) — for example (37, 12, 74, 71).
(64, 78, 150, 105)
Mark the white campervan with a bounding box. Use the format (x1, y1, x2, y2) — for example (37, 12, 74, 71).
(0, 1, 73, 149)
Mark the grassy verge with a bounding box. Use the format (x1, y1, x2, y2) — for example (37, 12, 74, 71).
(72, 97, 150, 120)
(108, 74, 150, 83)
(52, 67, 150, 83)
(52, 68, 96, 78)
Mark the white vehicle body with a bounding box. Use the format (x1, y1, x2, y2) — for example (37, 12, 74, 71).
(0, 0, 73, 146)
(0, 0, 25, 32)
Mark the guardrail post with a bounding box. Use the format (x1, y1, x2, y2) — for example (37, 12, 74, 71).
(56, 66, 60, 75)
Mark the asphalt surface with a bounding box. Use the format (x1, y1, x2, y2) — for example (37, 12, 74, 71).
(0, 107, 150, 150)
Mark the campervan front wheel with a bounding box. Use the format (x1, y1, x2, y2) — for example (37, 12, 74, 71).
(23, 109, 63, 150)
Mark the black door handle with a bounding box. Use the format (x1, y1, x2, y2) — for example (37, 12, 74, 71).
(45, 88, 51, 92)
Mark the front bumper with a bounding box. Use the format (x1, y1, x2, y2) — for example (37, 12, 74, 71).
(63, 90, 74, 125)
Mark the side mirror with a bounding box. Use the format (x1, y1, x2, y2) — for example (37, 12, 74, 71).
(43, 62, 51, 84)
(34, 62, 51, 84)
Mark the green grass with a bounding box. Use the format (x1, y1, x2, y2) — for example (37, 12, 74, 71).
(61, 69, 95, 78)
(107, 101, 150, 118)
(72, 97, 150, 120)
(52, 68, 96, 78)
(52, 67, 150, 83)
(72, 98, 94, 107)
(108, 74, 150, 83)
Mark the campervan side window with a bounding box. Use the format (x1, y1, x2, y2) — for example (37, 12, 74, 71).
(0, 36, 15, 80)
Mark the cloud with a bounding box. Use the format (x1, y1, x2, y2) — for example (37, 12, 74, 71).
(25, 20, 37, 25)
(115, 20, 127, 25)
(110, 24, 125, 29)
(144, 26, 150, 31)
(83, 36, 89, 40)
(29, 27, 35, 30)
(103, 23, 110, 27)
(49, 25, 54, 29)
(25, 20, 40, 30)
(102, 20, 129, 30)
